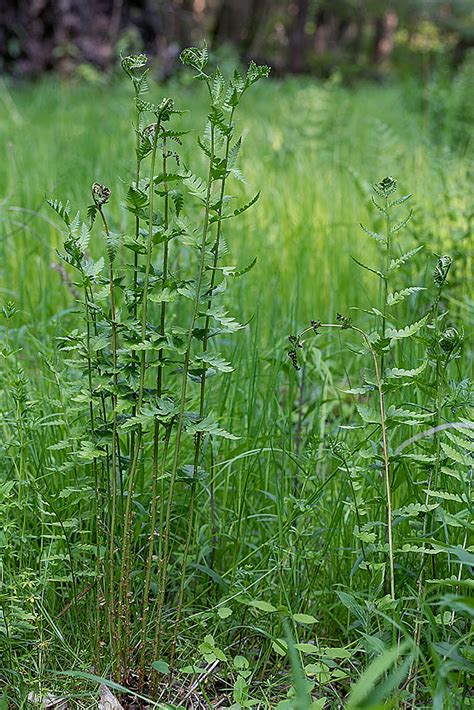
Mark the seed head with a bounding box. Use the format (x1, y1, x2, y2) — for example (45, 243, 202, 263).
(310, 319, 321, 334)
(91, 182, 111, 207)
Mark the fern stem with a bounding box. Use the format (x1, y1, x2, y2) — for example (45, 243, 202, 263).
(138, 138, 170, 686)
(82, 281, 102, 665)
(381, 194, 391, 375)
(96, 203, 121, 673)
(129, 100, 143, 500)
(173, 106, 236, 649)
(353, 326, 395, 601)
(155, 123, 216, 673)
(118, 112, 163, 680)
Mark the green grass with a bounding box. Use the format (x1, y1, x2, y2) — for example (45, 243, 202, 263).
(1, 76, 469, 334)
(0, 70, 472, 709)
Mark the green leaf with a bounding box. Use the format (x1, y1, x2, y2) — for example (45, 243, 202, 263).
(355, 402, 380, 424)
(321, 647, 354, 659)
(105, 230, 122, 262)
(386, 313, 429, 340)
(227, 137, 242, 168)
(149, 283, 179, 304)
(233, 191, 260, 217)
(394, 502, 439, 518)
(121, 53, 147, 73)
(294, 643, 319, 654)
(245, 61, 271, 88)
(351, 256, 385, 279)
(389, 193, 412, 207)
(211, 66, 226, 103)
(346, 641, 411, 709)
(178, 464, 208, 482)
(180, 664, 207, 675)
(390, 208, 413, 234)
(292, 613, 318, 625)
(169, 189, 184, 216)
(77, 440, 107, 462)
(234, 655, 250, 671)
(125, 185, 148, 214)
(48, 198, 71, 226)
(386, 361, 427, 378)
(198, 633, 227, 663)
(151, 660, 170, 674)
(89, 334, 109, 352)
(186, 414, 239, 440)
(311, 699, 328, 710)
(121, 399, 178, 430)
(272, 638, 288, 656)
(180, 43, 209, 75)
(182, 170, 208, 202)
(217, 606, 232, 619)
(441, 595, 474, 618)
(194, 351, 234, 373)
(360, 223, 386, 245)
(136, 96, 173, 117)
(86, 203, 98, 227)
(189, 563, 226, 586)
(386, 405, 433, 424)
(78, 222, 91, 252)
(388, 245, 423, 271)
(203, 306, 244, 333)
(441, 442, 472, 467)
(386, 286, 425, 306)
(218, 257, 257, 278)
(247, 599, 277, 613)
(445, 430, 474, 453)
(283, 617, 312, 710)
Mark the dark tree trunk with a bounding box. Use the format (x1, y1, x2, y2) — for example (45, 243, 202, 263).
(453, 35, 474, 67)
(373, 10, 398, 65)
(241, 0, 269, 56)
(212, 0, 247, 47)
(172, 0, 195, 47)
(288, 0, 309, 73)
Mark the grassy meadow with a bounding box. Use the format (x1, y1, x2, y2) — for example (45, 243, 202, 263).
(0, 59, 472, 709)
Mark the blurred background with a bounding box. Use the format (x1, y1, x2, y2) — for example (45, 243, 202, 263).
(1, 0, 473, 82)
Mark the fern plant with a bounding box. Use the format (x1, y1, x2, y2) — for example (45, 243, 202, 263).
(288, 176, 472, 705)
(47, 46, 269, 692)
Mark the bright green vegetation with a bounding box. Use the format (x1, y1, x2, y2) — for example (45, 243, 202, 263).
(0, 53, 472, 709)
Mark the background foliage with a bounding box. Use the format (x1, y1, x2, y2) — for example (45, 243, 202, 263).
(1, 0, 473, 80)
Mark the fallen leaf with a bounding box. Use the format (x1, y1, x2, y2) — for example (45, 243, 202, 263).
(99, 685, 124, 710)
